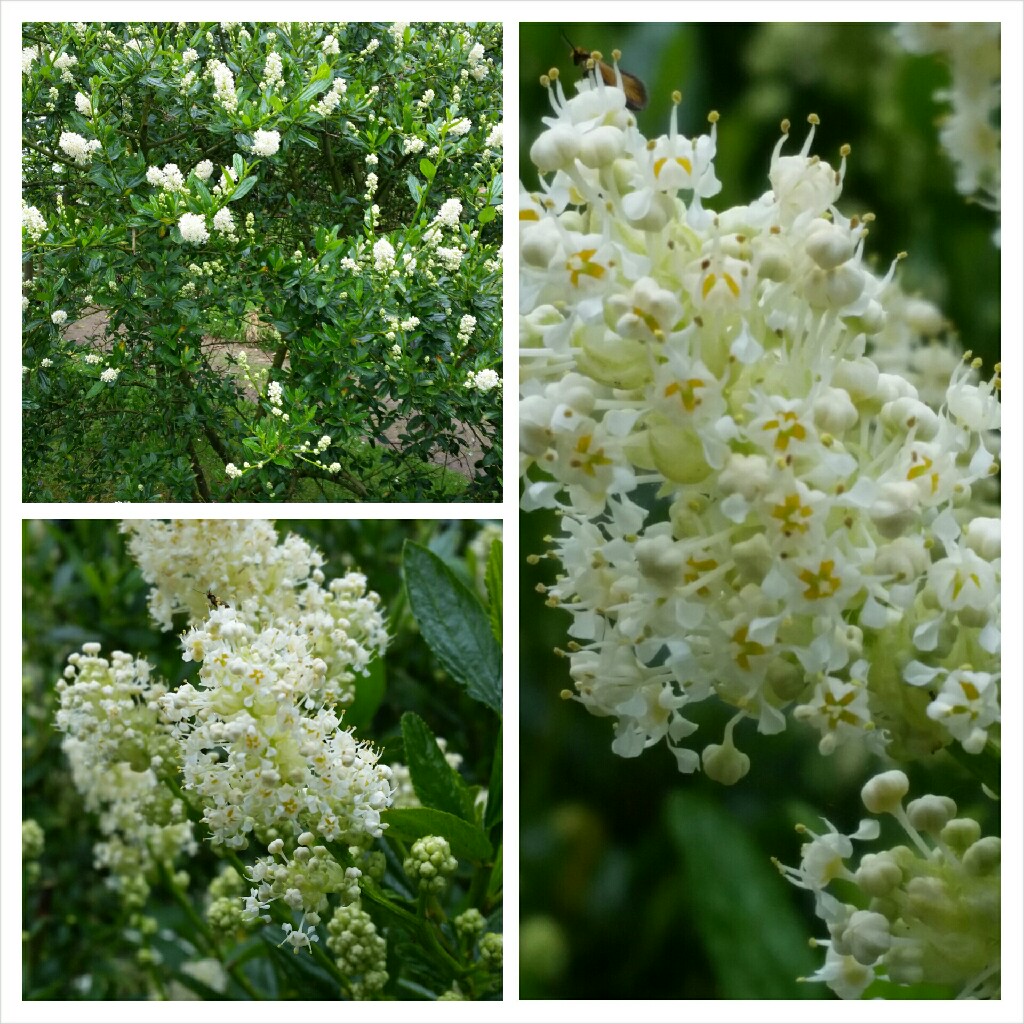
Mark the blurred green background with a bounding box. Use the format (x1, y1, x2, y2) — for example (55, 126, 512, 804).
(22, 518, 499, 999)
(519, 21, 1000, 1000)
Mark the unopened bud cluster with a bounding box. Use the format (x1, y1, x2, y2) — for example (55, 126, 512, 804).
(403, 835, 458, 894)
(776, 769, 999, 999)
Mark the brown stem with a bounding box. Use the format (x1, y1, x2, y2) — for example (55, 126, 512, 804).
(186, 439, 211, 501)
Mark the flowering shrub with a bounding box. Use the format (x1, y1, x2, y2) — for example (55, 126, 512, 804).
(22, 22, 502, 501)
(23, 520, 502, 1000)
(520, 31, 999, 1000)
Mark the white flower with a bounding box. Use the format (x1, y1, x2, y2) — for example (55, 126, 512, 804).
(434, 198, 462, 229)
(100, 367, 120, 383)
(448, 117, 472, 137)
(177, 213, 209, 245)
(225, 463, 243, 479)
(41, 358, 54, 368)
(403, 136, 425, 154)
(59, 131, 101, 166)
(74, 91, 92, 116)
(146, 163, 187, 192)
(466, 369, 501, 393)
(263, 51, 283, 89)
(182, 47, 199, 65)
(207, 59, 237, 112)
(322, 34, 340, 56)
(251, 129, 281, 157)
(373, 238, 396, 273)
(194, 159, 214, 181)
(213, 207, 235, 234)
(485, 123, 503, 149)
(22, 201, 46, 240)
(51, 310, 68, 325)
(313, 77, 347, 117)
(22, 46, 38, 74)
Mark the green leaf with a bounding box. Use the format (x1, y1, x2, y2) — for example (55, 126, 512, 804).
(487, 844, 502, 901)
(477, 205, 496, 224)
(381, 806, 491, 862)
(418, 158, 436, 180)
(406, 173, 422, 203)
(228, 175, 258, 203)
(665, 790, 819, 998)
(485, 538, 502, 645)
(401, 711, 475, 821)
(232, 153, 244, 179)
(402, 542, 501, 714)
(484, 722, 502, 830)
(84, 381, 105, 399)
(344, 656, 385, 732)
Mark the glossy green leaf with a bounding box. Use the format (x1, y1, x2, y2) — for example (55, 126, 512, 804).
(400, 711, 475, 821)
(381, 806, 492, 862)
(344, 656, 385, 731)
(228, 175, 258, 203)
(402, 542, 501, 714)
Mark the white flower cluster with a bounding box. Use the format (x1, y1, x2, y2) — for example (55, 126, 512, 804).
(389, 23, 409, 48)
(55, 645, 198, 905)
(314, 75, 348, 117)
(465, 368, 501, 394)
(100, 367, 120, 383)
(22, 45, 38, 74)
(520, 70, 1000, 778)
(74, 91, 92, 116)
(58, 130, 101, 166)
(146, 162, 187, 192)
(777, 770, 999, 999)
(213, 206, 236, 235)
(457, 313, 477, 342)
(207, 58, 237, 112)
(448, 117, 472, 137)
(51, 310, 68, 325)
(262, 50, 283, 90)
(101, 521, 395, 855)
(467, 41, 489, 81)
(322, 33, 341, 56)
(485, 122, 503, 150)
(251, 128, 281, 157)
(373, 237, 396, 273)
(434, 197, 462, 229)
(22, 201, 46, 240)
(177, 212, 209, 245)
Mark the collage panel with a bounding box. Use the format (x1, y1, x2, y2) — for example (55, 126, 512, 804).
(519, 20, 1001, 1002)
(21, 20, 502, 504)
(21, 517, 503, 1002)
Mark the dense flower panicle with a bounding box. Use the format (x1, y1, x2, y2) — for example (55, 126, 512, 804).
(207, 58, 238, 111)
(58, 130, 101, 165)
(54, 644, 197, 904)
(165, 605, 394, 847)
(251, 129, 281, 157)
(776, 770, 1000, 999)
(22, 200, 47, 240)
(177, 212, 209, 245)
(520, 70, 1000, 776)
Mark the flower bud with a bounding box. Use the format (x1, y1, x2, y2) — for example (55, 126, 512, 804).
(861, 770, 909, 815)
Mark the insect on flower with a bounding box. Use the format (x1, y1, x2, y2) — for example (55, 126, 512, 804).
(193, 586, 228, 610)
(561, 29, 648, 112)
